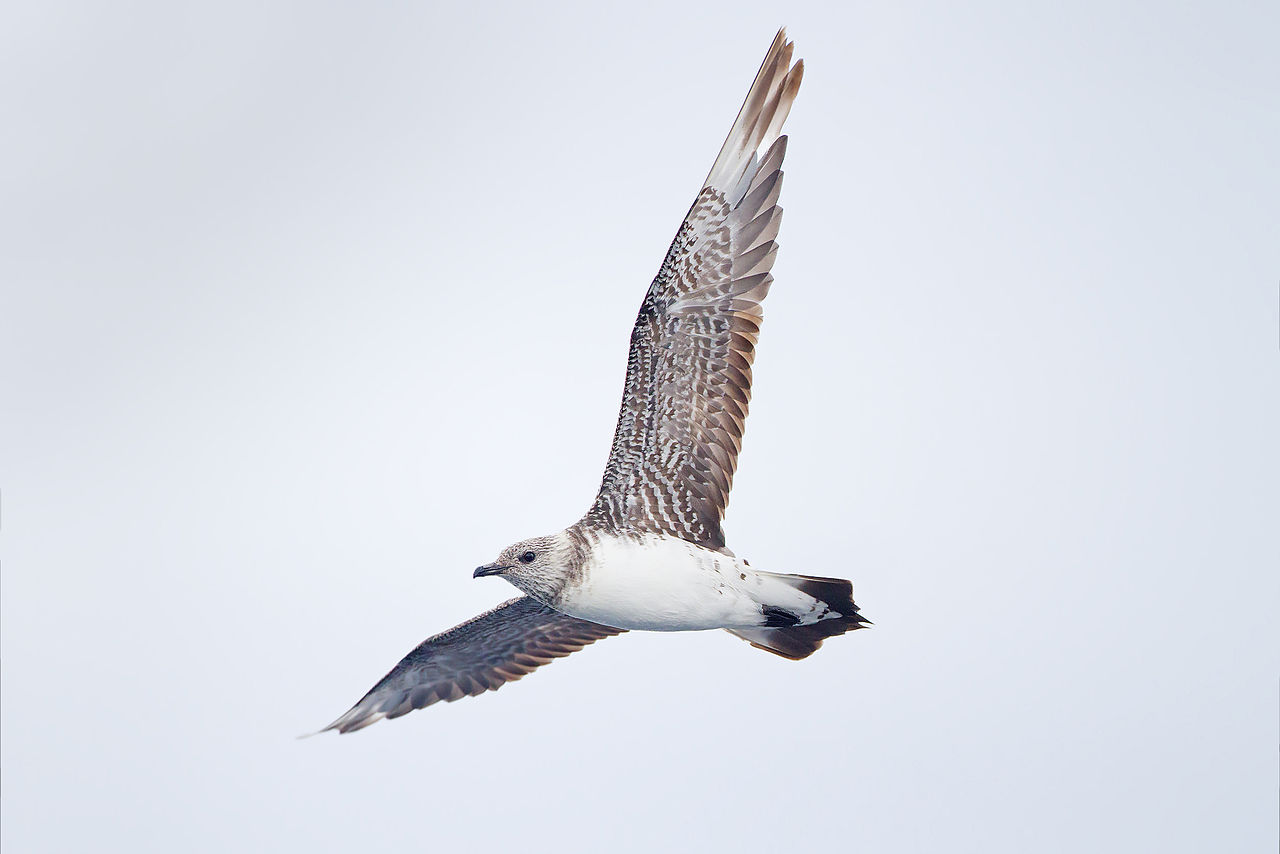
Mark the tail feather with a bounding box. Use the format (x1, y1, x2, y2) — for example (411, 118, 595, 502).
(727, 572, 870, 660)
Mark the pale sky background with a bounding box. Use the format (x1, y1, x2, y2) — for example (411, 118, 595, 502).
(2, 1, 1277, 851)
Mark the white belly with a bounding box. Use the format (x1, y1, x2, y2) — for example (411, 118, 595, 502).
(558, 533, 764, 631)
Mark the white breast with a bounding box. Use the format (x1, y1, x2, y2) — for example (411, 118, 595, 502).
(558, 532, 764, 631)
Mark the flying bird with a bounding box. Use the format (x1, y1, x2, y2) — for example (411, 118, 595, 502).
(322, 29, 868, 734)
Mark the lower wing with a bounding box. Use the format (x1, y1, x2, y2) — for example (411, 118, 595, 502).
(320, 596, 625, 734)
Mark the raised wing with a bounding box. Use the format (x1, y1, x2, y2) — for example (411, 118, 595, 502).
(321, 597, 625, 733)
(588, 30, 803, 550)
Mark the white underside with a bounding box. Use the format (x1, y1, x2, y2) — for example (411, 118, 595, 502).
(556, 532, 822, 632)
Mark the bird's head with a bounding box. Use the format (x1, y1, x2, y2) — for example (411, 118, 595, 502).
(474, 531, 578, 601)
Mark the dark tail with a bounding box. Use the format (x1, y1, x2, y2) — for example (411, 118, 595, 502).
(726, 573, 870, 660)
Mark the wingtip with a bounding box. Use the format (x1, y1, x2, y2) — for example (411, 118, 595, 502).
(704, 28, 804, 194)
(776, 29, 796, 63)
(303, 707, 369, 737)
(298, 718, 347, 738)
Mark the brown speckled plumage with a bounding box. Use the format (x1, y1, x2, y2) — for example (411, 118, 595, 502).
(586, 31, 801, 552)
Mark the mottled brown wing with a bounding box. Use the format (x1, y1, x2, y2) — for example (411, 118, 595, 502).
(589, 30, 803, 550)
(321, 597, 624, 733)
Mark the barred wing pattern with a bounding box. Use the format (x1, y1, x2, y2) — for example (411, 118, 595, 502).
(589, 30, 803, 550)
(322, 597, 625, 733)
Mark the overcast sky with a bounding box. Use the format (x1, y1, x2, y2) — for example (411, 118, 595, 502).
(3, 1, 1277, 851)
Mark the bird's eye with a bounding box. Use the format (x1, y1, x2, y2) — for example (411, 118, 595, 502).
(518, 551, 536, 564)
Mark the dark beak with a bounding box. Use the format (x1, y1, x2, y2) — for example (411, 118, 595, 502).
(473, 563, 509, 578)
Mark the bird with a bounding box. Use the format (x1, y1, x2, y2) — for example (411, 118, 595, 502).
(320, 29, 868, 734)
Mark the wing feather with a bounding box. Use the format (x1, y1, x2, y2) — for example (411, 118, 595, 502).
(321, 597, 624, 733)
(588, 30, 803, 549)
